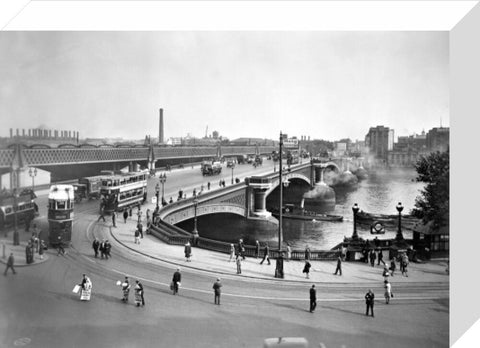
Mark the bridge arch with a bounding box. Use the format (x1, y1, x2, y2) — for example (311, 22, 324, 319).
(265, 172, 311, 196)
(162, 203, 246, 225)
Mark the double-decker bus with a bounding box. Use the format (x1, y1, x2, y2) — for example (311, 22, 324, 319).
(48, 185, 74, 247)
(0, 189, 37, 231)
(100, 172, 147, 213)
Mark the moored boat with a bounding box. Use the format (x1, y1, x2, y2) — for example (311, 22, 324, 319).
(271, 206, 343, 222)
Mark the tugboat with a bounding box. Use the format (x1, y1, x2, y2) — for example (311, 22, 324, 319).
(271, 204, 343, 222)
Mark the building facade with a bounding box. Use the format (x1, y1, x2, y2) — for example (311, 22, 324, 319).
(365, 126, 394, 164)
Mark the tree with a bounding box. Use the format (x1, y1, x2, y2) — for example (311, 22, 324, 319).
(412, 150, 449, 228)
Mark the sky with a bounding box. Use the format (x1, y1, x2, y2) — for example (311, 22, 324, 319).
(0, 31, 449, 142)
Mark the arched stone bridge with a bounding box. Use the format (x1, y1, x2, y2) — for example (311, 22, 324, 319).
(158, 160, 360, 226)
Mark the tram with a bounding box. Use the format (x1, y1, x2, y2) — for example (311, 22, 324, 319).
(0, 189, 37, 231)
(100, 172, 148, 213)
(48, 185, 74, 247)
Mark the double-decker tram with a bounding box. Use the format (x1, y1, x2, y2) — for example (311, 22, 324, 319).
(0, 189, 37, 231)
(48, 185, 74, 247)
(100, 172, 147, 213)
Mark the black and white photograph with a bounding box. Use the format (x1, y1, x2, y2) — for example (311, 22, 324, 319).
(0, 2, 476, 347)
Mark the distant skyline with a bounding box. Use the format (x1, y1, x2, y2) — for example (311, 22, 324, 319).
(0, 32, 449, 142)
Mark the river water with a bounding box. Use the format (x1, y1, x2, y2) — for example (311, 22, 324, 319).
(283, 168, 424, 249)
(180, 168, 424, 250)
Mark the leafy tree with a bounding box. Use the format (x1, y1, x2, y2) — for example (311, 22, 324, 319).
(412, 150, 449, 228)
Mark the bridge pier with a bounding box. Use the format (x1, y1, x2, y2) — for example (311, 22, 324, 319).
(246, 177, 272, 218)
(253, 188, 271, 217)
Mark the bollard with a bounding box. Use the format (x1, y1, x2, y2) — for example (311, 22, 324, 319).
(2, 243, 5, 259)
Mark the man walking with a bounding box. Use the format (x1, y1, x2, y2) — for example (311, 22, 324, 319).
(97, 208, 106, 222)
(365, 289, 375, 317)
(112, 211, 117, 228)
(377, 249, 385, 266)
(135, 280, 145, 307)
(309, 284, 317, 313)
(260, 243, 271, 265)
(213, 278, 222, 305)
(105, 240, 112, 259)
(4, 253, 16, 276)
(172, 268, 182, 295)
(334, 255, 342, 276)
(123, 210, 128, 223)
(92, 238, 100, 258)
(236, 255, 242, 274)
(238, 239, 245, 260)
(369, 250, 376, 267)
(100, 239, 106, 259)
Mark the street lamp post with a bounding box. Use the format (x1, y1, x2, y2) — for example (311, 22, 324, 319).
(155, 183, 160, 209)
(13, 188, 19, 245)
(159, 173, 167, 205)
(352, 203, 360, 240)
(29, 168, 37, 192)
(278, 132, 284, 252)
(231, 164, 235, 185)
(192, 197, 199, 245)
(396, 202, 404, 240)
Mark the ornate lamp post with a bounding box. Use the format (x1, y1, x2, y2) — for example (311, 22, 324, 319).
(155, 183, 160, 209)
(192, 197, 199, 244)
(352, 203, 360, 240)
(231, 163, 235, 185)
(396, 202, 404, 240)
(159, 173, 167, 205)
(29, 168, 37, 192)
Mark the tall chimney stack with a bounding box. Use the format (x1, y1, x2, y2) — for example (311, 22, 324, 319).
(159, 108, 164, 144)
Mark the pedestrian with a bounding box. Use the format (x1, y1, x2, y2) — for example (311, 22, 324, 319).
(193, 188, 197, 197)
(172, 268, 182, 295)
(254, 240, 260, 259)
(207, 182, 211, 190)
(169, 197, 173, 204)
(100, 239, 107, 259)
(365, 289, 375, 317)
(79, 274, 92, 301)
(236, 255, 242, 274)
(39, 240, 45, 260)
(105, 240, 112, 259)
(92, 238, 100, 258)
(309, 284, 317, 313)
(112, 211, 117, 227)
(4, 253, 16, 276)
(128, 207, 133, 218)
(56, 236, 66, 256)
(286, 244, 292, 262)
(134, 229, 140, 244)
(389, 258, 396, 277)
(137, 207, 142, 223)
(377, 249, 385, 266)
(401, 253, 409, 277)
(260, 243, 271, 265)
(303, 260, 312, 279)
(362, 248, 369, 263)
(334, 255, 342, 276)
(137, 222, 144, 239)
(384, 280, 393, 304)
(382, 265, 390, 281)
(369, 250, 376, 267)
(135, 280, 145, 307)
(121, 277, 130, 302)
(229, 244, 235, 262)
(213, 278, 222, 305)
(123, 210, 128, 223)
(97, 208, 106, 222)
(184, 241, 192, 262)
(305, 246, 311, 261)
